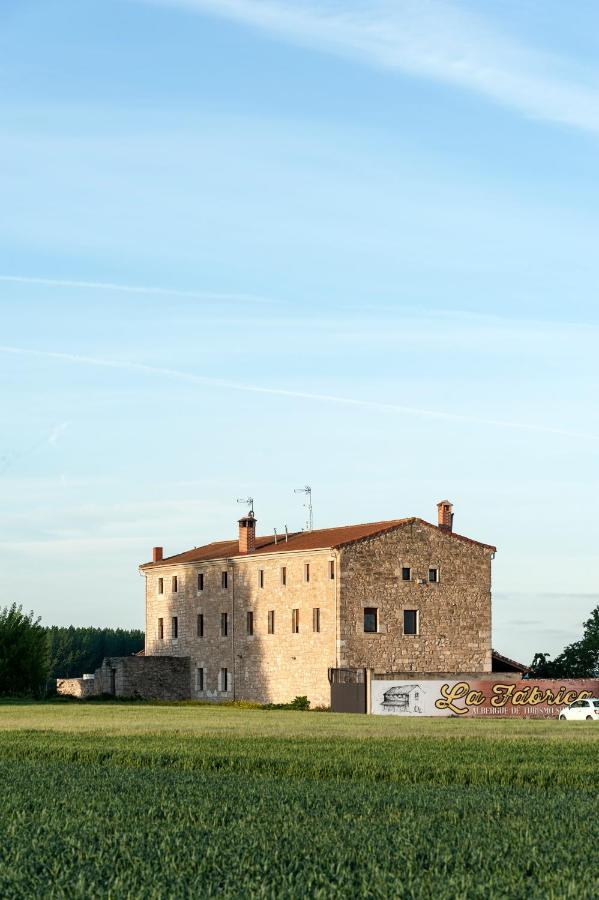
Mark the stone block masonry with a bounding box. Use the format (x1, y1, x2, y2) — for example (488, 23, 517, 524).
(93, 656, 191, 700)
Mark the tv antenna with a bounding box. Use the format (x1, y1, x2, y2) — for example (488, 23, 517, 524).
(294, 485, 313, 531)
(236, 497, 255, 516)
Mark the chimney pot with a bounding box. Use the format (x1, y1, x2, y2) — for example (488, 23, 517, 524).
(152, 546, 163, 562)
(238, 514, 257, 554)
(437, 501, 454, 532)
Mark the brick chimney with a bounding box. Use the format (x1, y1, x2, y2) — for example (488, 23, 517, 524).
(238, 513, 257, 554)
(437, 501, 454, 532)
(152, 546, 163, 562)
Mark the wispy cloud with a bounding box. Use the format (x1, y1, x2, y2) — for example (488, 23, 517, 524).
(1, 344, 598, 442)
(0, 274, 276, 305)
(0, 421, 71, 474)
(144, 0, 599, 135)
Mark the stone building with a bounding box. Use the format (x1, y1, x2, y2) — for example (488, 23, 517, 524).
(139, 501, 495, 707)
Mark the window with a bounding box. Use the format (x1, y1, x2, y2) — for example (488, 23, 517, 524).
(221, 612, 228, 637)
(197, 613, 204, 638)
(330, 560, 335, 580)
(172, 575, 178, 593)
(221, 571, 228, 589)
(196, 667, 204, 691)
(404, 609, 419, 635)
(304, 563, 310, 582)
(158, 617, 164, 640)
(197, 573, 204, 592)
(292, 609, 299, 633)
(158, 577, 164, 595)
(402, 567, 411, 581)
(268, 610, 275, 634)
(313, 608, 321, 633)
(247, 610, 254, 636)
(364, 607, 378, 633)
(172, 616, 178, 639)
(259, 569, 264, 588)
(280, 566, 287, 586)
(220, 667, 228, 692)
(428, 568, 438, 583)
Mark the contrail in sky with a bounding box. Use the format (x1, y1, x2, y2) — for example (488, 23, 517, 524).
(0, 274, 276, 305)
(0, 420, 69, 474)
(1, 344, 597, 443)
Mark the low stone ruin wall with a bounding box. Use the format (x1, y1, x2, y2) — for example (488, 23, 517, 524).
(94, 656, 191, 700)
(56, 677, 96, 699)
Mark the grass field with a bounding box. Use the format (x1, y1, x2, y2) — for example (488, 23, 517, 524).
(1, 702, 597, 898)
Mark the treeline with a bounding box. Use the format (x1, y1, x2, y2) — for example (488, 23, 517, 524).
(0, 604, 145, 697)
(529, 605, 598, 679)
(47, 626, 144, 680)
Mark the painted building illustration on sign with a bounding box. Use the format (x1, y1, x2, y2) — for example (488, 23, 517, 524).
(381, 684, 424, 714)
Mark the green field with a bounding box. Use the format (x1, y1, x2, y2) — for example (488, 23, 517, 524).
(1, 703, 597, 898)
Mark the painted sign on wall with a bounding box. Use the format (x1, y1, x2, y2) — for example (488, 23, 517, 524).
(371, 679, 599, 717)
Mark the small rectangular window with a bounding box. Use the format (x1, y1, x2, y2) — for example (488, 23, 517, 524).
(329, 561, 335, 580)
(404, 609, 419, 635)
(428, 568, 438, 583)
(364, 607, 378, 633)
(172, 616, 178, 639)
(158, 577, 164, 595)
(268, 610, 275, 634)
(196, 667, 204, 691)
(220, 667, 228, 692)
(158, 617, 164, 640)
(222, 571, 228, 589)
(313, 607, 320, 633)
(197, 613, 204, 638)
(304, 563, 310, 582)
(281, 567, 287, 586)
(221, 612, 228, 637)
(247, 610, 254, 636)
(402, 567, 411, 581)
(292, 609, 299, 633)
(259, 569, 264, 588)
(172, 575, 178, 593)
(197, 573, 204, 591)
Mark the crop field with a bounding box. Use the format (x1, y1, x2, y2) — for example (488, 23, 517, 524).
(1, 702, 598, 898)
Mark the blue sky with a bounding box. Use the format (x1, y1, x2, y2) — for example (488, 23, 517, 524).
(1, 0, 598, 664)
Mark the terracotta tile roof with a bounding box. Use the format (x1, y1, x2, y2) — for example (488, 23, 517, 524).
(141, 517, 495, 568)
(491, 649, 529, 673)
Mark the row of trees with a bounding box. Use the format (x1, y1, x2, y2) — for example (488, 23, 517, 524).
(0, 604, 144, 697)
(529, 605, 599, 678)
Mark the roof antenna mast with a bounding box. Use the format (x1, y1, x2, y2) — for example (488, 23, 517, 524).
(294, 485, 313, 532)
(236, 496, 255, 516)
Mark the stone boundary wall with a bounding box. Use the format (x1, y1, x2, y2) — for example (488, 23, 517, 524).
(56, 677, 96, 699)
(94, 655, 191, 700)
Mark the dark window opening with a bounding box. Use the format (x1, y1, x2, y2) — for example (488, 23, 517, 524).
(330, 561, 335, 580)
(197, 573, 204, 591)
(313, 607, 320, 633)
(222, 571, 228, 589)
(402, 567, 411, 581)
(247, 610, 254, 636)
(292, 609, 299, 633)
(172, 616, 178, 639)
(221, 667, 228, 691)
(281, 567, 287, 586)
(304, 563, 310, 582)
(158, 618, 164, 640)
(428, 568, 438, 583)
(404, 609, 418, 635)
(172, 575, 178, 593)
(259, 569, 264, 588)
(158, 577, 164, 594)
(364, 608, 378, 633)
(268, 610, 275, 634)
(197, 668, 204, 691)
(221, 612, 228, 637)
(197, 613, 204, 638)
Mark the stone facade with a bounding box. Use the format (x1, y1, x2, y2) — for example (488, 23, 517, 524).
(141, 511, 494, 706)
(339, 521, 492, 673)
(145, 550, 337, 707)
